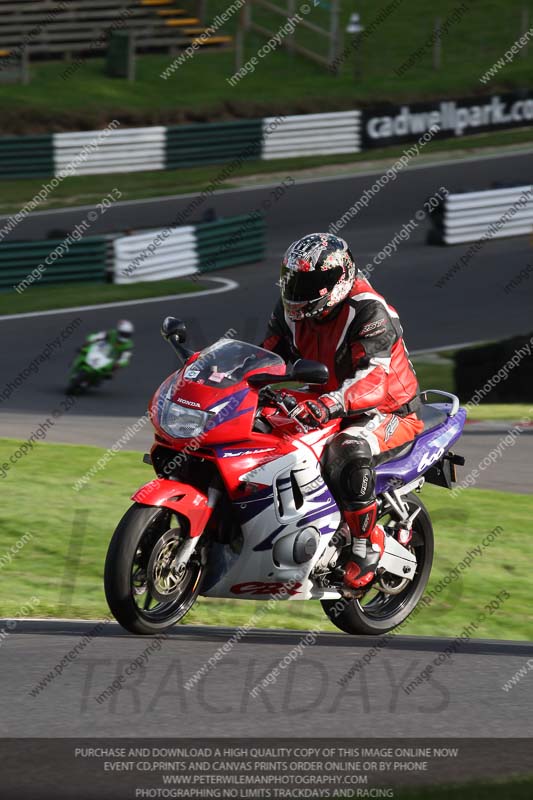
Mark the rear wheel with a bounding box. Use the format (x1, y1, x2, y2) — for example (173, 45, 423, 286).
(321, 493, 433, 635)
(104, 503, 206, 635)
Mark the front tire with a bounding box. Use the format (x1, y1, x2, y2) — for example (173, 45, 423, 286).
(66, 372, 89, 395)
(104, 503, 205, 635)
(321, 493, 433, 635)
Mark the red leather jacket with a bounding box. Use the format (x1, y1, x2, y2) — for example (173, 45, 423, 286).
(261, 275, 419, 416)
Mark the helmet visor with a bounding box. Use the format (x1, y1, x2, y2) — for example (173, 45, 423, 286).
(281, 264, 344, 304)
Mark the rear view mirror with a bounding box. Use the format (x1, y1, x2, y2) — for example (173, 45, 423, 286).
(161, 317, 187, 343)
(247, 359, 329, 387)
(161, 316, 192, 365)
(291, 359, 329, 385)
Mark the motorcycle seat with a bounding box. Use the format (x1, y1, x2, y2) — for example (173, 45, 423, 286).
(377, 404, 449, 464)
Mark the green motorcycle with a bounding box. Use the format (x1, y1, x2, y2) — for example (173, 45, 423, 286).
(66, 336, 116, 395)
(66, 322, 134, 395)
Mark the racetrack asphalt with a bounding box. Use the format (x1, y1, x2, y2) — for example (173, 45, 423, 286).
(3, 620, 533, 739)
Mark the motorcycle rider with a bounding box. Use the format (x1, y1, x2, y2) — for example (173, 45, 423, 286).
(261, 233, 424, 592)
(84, 319, 134, 374)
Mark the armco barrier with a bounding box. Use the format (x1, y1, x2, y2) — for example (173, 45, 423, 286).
(166, 119, 263, 168)
(113, 226, 197, 285)
(0, 134, 54, 179)
(262, 111, 361, 159)
(434, 185, 533, 244)
(111, 213, 266, 284)
(0, 112, 361, 179)
(54, 127, 166, 176)
(0, 236, 109, 290)
(0, 214, 265, 291)
(196, 214, 266, 272)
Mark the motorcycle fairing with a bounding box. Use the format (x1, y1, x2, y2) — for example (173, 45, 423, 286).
(149, 340, 286, 447)
(84, 340, 114, 371)
(202, 441, 342, 601)
(132, 479, 213, 538)
(201, 409, 466, 601)
(375, 406, 466, 493)
(150, 373, 261, 447)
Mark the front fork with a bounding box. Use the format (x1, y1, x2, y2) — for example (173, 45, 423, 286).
(172, 485, 223, 569)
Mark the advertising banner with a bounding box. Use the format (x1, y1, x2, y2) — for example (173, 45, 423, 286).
(362, 91, 533, 148)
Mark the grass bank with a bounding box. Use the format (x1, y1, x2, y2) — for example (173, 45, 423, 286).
(1, 0, 533, 131)
(396, 776, 533, 799)
(0, 277, 205, 315)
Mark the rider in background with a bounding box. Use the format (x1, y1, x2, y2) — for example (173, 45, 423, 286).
(261, 233, 423, 593)
(85, 319, 134, 375)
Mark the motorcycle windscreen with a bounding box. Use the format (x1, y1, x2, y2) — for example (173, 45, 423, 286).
(182, 339, 284, 389)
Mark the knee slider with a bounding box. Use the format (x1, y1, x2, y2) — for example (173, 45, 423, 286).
(340, 462, 375, 504)
(323, 434, 375, 504)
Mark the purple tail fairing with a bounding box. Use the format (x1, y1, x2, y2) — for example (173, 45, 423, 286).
(376, 405, 466, 494)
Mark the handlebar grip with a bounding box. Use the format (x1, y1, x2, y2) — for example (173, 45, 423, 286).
(280, 393, 298, 412)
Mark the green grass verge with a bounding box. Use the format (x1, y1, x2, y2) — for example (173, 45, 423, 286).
(1, 126, 532, 214)
(0, 437, 531, 639)
(464, 404, 533, 421)
(0, 278, 203, 315)
(1, 0, 533, 129)
(395, 776, 533, 799)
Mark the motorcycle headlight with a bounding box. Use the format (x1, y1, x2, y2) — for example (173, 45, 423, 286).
(160, 401, 209, 439)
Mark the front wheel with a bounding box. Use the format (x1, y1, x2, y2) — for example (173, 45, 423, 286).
(321, 493, 433, 635)
(104, 503, 205, 635)
(66, 371, 90, 395)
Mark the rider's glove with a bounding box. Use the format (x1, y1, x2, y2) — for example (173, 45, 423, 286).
(291, 394, 343, 428)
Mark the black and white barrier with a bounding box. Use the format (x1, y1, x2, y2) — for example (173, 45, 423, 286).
(262, 111, 361, 159)
(111, 214, 266, 284)
(434, 185, 533, 245)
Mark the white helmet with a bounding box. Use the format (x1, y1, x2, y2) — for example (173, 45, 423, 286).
(117, 319, 134, 341)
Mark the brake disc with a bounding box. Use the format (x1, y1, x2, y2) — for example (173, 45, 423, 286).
(147, 529, 191, 603)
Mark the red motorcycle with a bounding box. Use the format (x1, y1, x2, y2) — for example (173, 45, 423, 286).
(104, 317, 465, 636)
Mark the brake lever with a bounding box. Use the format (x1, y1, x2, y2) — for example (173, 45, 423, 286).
(288, 406, 314, 433)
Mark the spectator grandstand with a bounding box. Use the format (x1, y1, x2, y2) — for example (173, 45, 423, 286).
(0, 0, 232, 64)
